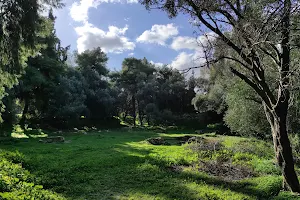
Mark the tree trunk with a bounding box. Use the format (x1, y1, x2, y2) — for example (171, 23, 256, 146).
(138, 109, 144, 126)
(132, 95, 136, 127)
(264, 101, 300, 192)
(146, 116, 150, 126)
(122, 111, 127, 121)
(20, 97, 29, 129)
(139, 114, 143, 126)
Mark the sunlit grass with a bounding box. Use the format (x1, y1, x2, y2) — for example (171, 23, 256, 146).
(0, 130, 290, 199)
(10, 125, 49, 138)
(11, 132, 29, 138)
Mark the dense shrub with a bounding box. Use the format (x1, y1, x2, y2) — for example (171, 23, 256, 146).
(0, 151, 65, 200)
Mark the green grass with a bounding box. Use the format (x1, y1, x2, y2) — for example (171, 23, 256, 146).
(0, 130, 296, 199)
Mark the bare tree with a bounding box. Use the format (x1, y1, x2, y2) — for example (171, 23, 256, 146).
(140, 0, 300, 192)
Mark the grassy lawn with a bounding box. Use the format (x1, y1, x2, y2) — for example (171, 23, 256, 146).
(0, 130, 299, 199)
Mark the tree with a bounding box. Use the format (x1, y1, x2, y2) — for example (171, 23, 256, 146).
(192, 63, 269, 138)
(13, 11, 69, 128)
(141, 0, 300, 192)
(0, 0, 63, 71)
(155, 66, 190, 114)
(47, 67, 87, 129)
(223, 79, 270, 138)
(116, 57, 156, 126)
(76, 48, 116, 124)
(0, 1, 63, 124)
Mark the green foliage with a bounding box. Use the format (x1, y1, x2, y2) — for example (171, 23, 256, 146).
(112, 62, 197, 127)
(0, 0, 63, 122)
(46, 68, 87, 128)
(0, 151, 65, 199)
(290, 134, 300, 156)
(252, 159, 281, 175)
(224, 80, 270, 138)
(274, 191, 300, 199)
(229, 139, 274, 158)
(188, 135, 281, 178)
(240, 176, 282, 198)
(76, 48, 117, 124)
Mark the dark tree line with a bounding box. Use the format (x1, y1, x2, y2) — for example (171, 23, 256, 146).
(0, 11, 200, 131)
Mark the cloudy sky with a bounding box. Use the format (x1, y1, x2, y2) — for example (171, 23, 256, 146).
(53, 0, 210, 74)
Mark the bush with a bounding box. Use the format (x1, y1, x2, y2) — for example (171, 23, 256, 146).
(252, 159, 280, 175)
(0, 150, 65, 200)
(230, 139, 274, 158)
(223, 80, 271, 139)
(0, 150, 25, 164)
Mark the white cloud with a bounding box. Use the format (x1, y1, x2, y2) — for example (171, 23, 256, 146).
(70, 0, 138, 23)
(128, 52, 134, 56)
(170, 32, 217, 77)
(171, 36, 199, 51)
(136, 24, 179, 45)
(170, 51, 206, 77)
(70, 0, 99, 23)
(127, 0, 138, 3)
(171, 32, 217, 51)
(150, 61, 164, 67)
(75, 23, 135, 53)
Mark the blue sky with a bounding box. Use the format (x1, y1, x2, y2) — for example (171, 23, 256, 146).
(53, 0, 211, 75)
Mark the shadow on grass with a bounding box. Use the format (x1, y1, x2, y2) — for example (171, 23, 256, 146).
(0, 130, 282, 200)
(111, 143, 281, 200)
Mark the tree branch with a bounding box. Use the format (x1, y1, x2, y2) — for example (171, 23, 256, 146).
(230, 67, 273, 108)
(223, 0, 243, 19)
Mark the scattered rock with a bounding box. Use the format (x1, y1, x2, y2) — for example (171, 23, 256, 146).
(146, 137, 168, 145)
(39, 136, 65, 143)
(195, 130, 204, 134)
(78, 130, 87, 135)
(73, 128, 79, 131)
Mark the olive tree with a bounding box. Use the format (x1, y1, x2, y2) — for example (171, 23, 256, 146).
(140, 0, 300, 192)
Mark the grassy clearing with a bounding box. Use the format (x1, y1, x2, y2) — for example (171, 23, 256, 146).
(0, 130, 298, 199)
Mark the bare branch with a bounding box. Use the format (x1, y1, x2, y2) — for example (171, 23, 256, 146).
(223, 0, 243, 19)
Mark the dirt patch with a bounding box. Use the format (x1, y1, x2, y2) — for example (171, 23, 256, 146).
(197, 161, 255, 181)
(146, 137, 169, 145)
(167, 165, 184, 172)
(187, 138, 254, 180)
(176, 136, 204, 144)
(188, 138, 223, 152)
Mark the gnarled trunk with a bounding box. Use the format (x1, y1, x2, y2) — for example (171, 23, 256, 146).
(264, 100, 300, 192)
(263, 0, 299, 192)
